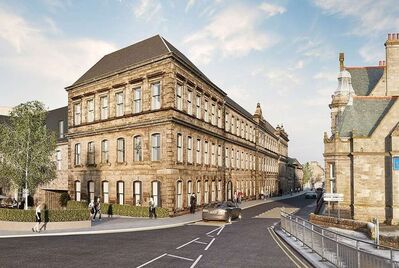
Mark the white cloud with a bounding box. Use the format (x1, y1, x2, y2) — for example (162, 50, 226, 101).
(134, 0, 162, 22)
(0, 9, 116, 87)
(258, 2, 286, 17)
(295, 36, 335, 60)
(313, 71, 337, 81)
(313, 0, 399, 35)
(359, 42, 384, 64)
(184, 3, 284, 65)
(185, 0, 196, 12)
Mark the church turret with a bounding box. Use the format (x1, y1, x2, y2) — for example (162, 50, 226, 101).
(329, 53, 355, 134)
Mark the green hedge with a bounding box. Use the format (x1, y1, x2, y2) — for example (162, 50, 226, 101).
(67, 201, 169, 218)
(0, 208, 89, 222)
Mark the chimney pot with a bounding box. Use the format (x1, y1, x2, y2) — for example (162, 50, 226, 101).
(388, 33, 392, 40)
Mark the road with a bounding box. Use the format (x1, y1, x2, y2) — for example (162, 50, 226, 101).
(0, 195, 316, 268)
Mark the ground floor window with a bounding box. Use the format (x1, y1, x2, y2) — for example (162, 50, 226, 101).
(88, 181, 95, 202)
(204, 180, 209, 204)
(217, 180, 222, 201)
(196, 180, 201, 205)
(102, 181, 109, 203)
(117, 181, 124, 205)
(177, 180, 183, 209)
(152, 181, 161, 207)
(187, 180, 192, 207)
(211, 180, 216, 202)
(227, 180, 232, 201)
(133, 181, 142, 206)
(75, 181, 81, 201)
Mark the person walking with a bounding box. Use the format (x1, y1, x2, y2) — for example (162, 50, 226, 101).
(149, 196, 157, 219)
(93, 197, 101, 220)
(32, 203, 42, 232)
(88, 200, 95, 221)
(233, 191, 238, 204)
(190, 193, 196, 214)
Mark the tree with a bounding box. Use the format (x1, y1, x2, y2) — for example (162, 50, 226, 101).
(0, 101, 56, 209)
(302, 162, 313, 187)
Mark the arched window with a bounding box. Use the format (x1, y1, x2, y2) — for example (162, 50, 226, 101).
(177, 133, 183, 163)
(176, 180, 183, 209)
(75, 180, 81, 201)
(117, 138, 125, 163)
(102, 181, 109, 203)
(187, 180, 192, 207)
(211, 180, 216, 202)
(151, 134, 161, 161)
(227, 181, 232, 201)
(101, 140, 109, 163)
(117, 181, 124, 205)
(151, 180, 161, 207)
(204, 180, 209, 204)
(133, 136, 143, 161)
(196, 180, 201, 205)
(88, 180, 95, 202)
(133, 180, 142, 206)
(217, 180, 222, 201)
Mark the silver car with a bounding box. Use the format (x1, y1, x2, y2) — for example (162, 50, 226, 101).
(202, 201, 242, 223)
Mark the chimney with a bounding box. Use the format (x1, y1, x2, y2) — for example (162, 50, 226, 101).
(339, 52, 345, 71)
(385, 33, 399, 95)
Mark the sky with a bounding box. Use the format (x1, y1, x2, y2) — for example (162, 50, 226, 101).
(1, 0, 399, 165)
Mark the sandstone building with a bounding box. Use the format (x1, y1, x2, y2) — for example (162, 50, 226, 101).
(64, 35, 295, 214)
(324, 33, 399, 223)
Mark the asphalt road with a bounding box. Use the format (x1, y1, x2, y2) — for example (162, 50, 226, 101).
(0, 195, 316, 268)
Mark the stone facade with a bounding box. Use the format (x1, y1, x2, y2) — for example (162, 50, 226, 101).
(65, 35, 291, 214)
(324, 33, 399, 223)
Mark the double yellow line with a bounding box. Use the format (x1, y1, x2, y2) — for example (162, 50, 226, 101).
(267, 227, 310, 268)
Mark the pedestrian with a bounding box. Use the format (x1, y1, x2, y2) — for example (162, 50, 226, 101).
(88, 200, 95, 221)
(32, 203, 42, 232)
(190, 193, 196, 213)
(233, 191, 238, 204)
(93, 197, 101, 220)
(149, 196, 157, 219)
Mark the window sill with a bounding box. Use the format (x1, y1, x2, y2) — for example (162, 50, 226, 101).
(99, 162, 111, 167)
(116, 161, 128, 166)
(74, 164, 83, 168)
(86, 164, 97, 167)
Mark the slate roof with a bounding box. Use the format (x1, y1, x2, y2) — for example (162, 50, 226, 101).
(69, 35, 225, 96)
(338, 97, 396, 137)
(347, 67, 384, 96)
(46, 106, 68, 142)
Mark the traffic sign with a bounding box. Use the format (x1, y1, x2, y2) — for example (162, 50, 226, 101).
(323, 193, 343, 202)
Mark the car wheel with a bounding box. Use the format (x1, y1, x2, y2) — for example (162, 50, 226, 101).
(226, 215, 232, 223)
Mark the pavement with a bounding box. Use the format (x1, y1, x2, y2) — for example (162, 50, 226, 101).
(0, 191, 306, 238)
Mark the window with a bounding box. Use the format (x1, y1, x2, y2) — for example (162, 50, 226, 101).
(74, 103, 81, 125)
(151, 82, 161, 110)
(217, 180, 222, 201)
(176, 180, 183, 209)
(217, 145, 222, 167)
(204, 99, 209, 122)
(211, 143, 216, 166)
(151, 181, 161, 207)
(196, 94, 201, 119)
(211, 103, 216, 125)
(117, 181, 124, 205)
(133, 136, 143, 161)
(236, 150, 239, 169)
(241, 152, 244, 169)
(87, 99, 94, 123)
(204, 180, 209, 204)
(225, 148, 229, 168)
(115, 92, 124, 117)
(151, 133, 161, 161)
(101, 140, 109, 163)
(241, 121, 244, 138)
(236, 119, 240, 136)
(177, 133, 183, 163)
(133, 181, 142, 206)
(187, 88, 193, 115)
(231, 149, 235, 168)
(75, 181, 81, 201)
(176, 83, 183, 110)
(74, 143, 81, 166)
(58, 121, 64, 139)
(133, 87, 142, 113)
(102, 181, 109, 203)
(100, 95, 109, 120)
(88, 181, 95, 202)
(196, 139, 201, 164)
(87, 142, 95, 165)
(211, 180, 216, 202)
(204, 141, 209, 165)
(117, 138, 125, 163)
(56, 150, 61, 170)
(217, 107, 222, 128)
(245, 124, 248, 140)
(225, 113, 230, 131)
(187, 180, 193, 207)
(187, 136, 193, 164)
(196, 180, 201, 205)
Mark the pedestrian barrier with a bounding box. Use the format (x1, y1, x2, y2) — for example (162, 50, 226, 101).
(280, 210, 399, 268)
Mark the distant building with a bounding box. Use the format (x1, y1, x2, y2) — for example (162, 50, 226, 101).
(324, 33, 399, 223)
(309, 161, 324, 189)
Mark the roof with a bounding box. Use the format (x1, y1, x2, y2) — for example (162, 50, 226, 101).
(347, 67, 384, 96)
(69, 35, 225, 95)
(338, 97, 396, 137)
(46, 106, 68, 142)
(225, 96, 254, 121)
(288, 157, 302, 167)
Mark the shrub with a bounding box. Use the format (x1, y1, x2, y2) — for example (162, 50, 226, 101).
(59, 192, 71, 207)
(100, 203, 169, 218)
(0, 208, 89, 222)
(67, 200, 88, 210)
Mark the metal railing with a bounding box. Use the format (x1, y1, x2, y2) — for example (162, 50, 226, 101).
(280, 210, 399, 268)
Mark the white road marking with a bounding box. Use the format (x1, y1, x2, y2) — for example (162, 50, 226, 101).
(176, 237, 200, 249)
(206, 226, 222, 235)
(166, 254, 194, 262)
(216, 225, 225, 236)
(194, 240, 208, 245)
(136, 253, 167, 268)
(206, 234, 214, 238)
(190, 255, 203, 268)
(204, 238, 215, 251)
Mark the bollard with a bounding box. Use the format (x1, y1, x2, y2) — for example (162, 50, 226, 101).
(321, 229, 325, 260)
(357, 241, 360, 268)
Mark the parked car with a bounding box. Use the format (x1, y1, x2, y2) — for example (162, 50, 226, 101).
(202, 201, 242, 223)
(305, 191, 317, 199)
